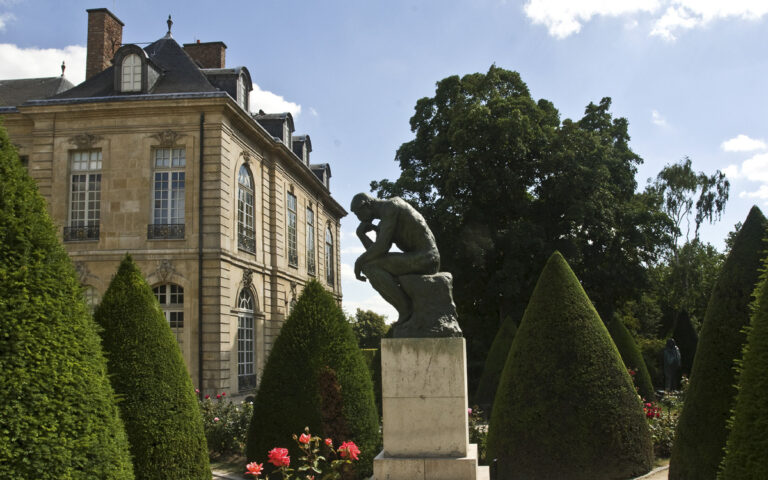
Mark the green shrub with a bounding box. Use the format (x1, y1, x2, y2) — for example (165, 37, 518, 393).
(468, 405, 489, 465)
(718, 258, 768, 479)
(673, 310, 698, 377)
(199, 394, 253, 458)
(0, 123, 134, 479)
(638, 337, 666, 388)
(246, 280, 380, 478)
(487, 252, 652, 480)
(608, 315, 656, 401)
(474, 316, 517, 412)
(96, 256, 210, 480)
(669, 206, 768, 480)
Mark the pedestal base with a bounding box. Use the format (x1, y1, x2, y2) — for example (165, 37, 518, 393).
(373, 338, 488, 480)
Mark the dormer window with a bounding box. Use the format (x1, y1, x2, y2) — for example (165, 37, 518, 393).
(121, 53, 141, 92)
(238, 73, 248, 110)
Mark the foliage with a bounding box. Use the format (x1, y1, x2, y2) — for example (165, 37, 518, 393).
(616, 293, 663, 339)
(372, 66, 673, 378)
(360, 349, 382, 417)
(247, 280, 380, 478)
(348, 309, 389, 348)
(718, 257, 768, 479)
(96, 255, 210, 480)
(474, 316, 517, 411)
(672, 311, 698, 377)
(487, 252, 652, 479)
(608, 315, 656, 401)
(0, 122, 134, 479)
(246, 428, 360, 479)
(647, 405, 679, 458)
(669, 206, 768, 480)
(199, 393, 253, 458)
(468, 406, 488, 466)
(638, 337, 666, 389)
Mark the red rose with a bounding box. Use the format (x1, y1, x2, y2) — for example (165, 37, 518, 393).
(268, 447, 290, 467)
(339, 441, 360, 461)
(245, 462, 263, 476)
(205, 394, 210, 399)
(324, 438, 333, 448)
(299, 433, 311, 444)
(222, 392, 226, 396)
(216, 394, 222, 399)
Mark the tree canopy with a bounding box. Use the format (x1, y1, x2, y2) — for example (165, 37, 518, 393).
(372, 65, 672, 366)
(348, 308, 389, 348)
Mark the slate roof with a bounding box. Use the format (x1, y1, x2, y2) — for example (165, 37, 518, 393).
(54, 36, 218, 99)
(0, 76, 75, 107)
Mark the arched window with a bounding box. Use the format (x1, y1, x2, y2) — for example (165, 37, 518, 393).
(153, 283, 184, 349)
(325, 226, 334, 286)
(237, 289, 257, 391)
(238, 165, 255, 253)
(121, 53, 141, 92)
(82, 285, 100, 313)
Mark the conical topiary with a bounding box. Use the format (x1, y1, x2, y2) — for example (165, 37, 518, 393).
(718, 258, 768, 479)
(0, 123, 134, 479)
(608, 315, 656, 401)
(669, 206, 768, 480)
(474, 315, 517, 412)
(487, 252, 652, 480)
(672, 310, 698, 377)
(95, 255, 210, 480)
(246, 280, 380, 477)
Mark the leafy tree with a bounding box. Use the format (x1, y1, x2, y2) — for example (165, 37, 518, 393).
(95, 255, 210, 480)
(247, 280, 380, 478)
(669, 206, 768, 480)
(0, 123, 134, 479)
(608, 315, 655, 401)
(372, 66, 671, 377)
(348, 308, 389, 348)
(672, 310, 698, 377)
(487, 252, 652, 479)
(718, 256, 768, 479)
(474, 315, 517, 411)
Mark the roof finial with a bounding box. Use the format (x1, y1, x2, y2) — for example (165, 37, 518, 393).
(61, 60, 66, 77)
(166, 14, 173, 37)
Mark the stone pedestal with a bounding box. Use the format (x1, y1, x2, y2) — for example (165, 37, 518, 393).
(373, 338, 489, 480)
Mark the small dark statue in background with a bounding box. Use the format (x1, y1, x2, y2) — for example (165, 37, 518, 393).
(664, 338, 682, 391)
(351, 193, 461, 338)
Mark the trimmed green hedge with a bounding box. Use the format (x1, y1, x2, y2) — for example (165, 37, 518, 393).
(718, 258, 768, 479)
(670, 206, 767, 480)
(608, 315, 655, 401)
(487, 252, 652, 479)
(474, 315, 517, 412)
(0, 123, 134, 479)
(246, 280, 380, 478)
(673, 310, 698, 377)
(96, 256, 210, 480)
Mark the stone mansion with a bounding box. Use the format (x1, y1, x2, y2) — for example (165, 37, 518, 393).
(0, 8, 346, 396)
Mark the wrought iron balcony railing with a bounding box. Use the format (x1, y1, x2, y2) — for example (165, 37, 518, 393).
(238, 228, 256, 253)
(63, 224, 99, 242)
(147, 223, 185, 240)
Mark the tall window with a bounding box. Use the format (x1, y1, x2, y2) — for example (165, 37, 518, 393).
(306, 208, 315, 275)
(121, 53, 141, 92)
(65, 150, 101, 242)
(82, 285, 100, 313)
(238, 165, 255, 253)
(149, 148, 185, 239)
(325, 226, 334, 286)
(153, 284, 184, 348)
(237, 289, 256, 391)
(286, 192, 298, 267)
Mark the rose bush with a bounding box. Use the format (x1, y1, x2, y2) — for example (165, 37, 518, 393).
(247, 427, 360, 479)
(198, 392, 253, 457)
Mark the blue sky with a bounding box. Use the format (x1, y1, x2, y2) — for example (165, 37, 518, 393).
(2, 0, 768, 321)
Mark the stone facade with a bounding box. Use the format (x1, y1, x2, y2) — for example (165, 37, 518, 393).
(0, 9, 345, 397)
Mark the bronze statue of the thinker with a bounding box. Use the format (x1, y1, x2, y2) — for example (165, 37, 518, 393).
(351, 193, 461, 338)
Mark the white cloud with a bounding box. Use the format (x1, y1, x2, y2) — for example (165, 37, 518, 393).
(523, 0, 768, 39)
(249, 83, 301, 117)
(651, 109, 667, 127)
(722, 164, 742, 180)
(0, 43, 86, 84)
(723, 152, 768, 183)
(739, 185, 768, 200)
(342, 294, 397, 324)
(341, 245, 366, 255)
(0, 12, 15, 30)
(309, 107, 318, 117)
(341, 262, 356, 282)
(721, 134, 767, 152)
(523, 0, 660, 38)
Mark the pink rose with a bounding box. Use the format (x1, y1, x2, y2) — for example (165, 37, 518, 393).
(324, 438, 333, 448)
(214, 417, 220, 422)
(245, 462, 263, 476)
(268, 447, 290, 467)
(299, 433, 311, 444)
(339, 441, 360, 461)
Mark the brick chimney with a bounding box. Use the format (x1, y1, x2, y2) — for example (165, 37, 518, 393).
(183, 41, 227, 68)
(86, 8, 124, 80)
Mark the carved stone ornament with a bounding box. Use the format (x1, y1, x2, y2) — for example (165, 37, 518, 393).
(68, 133, 102, 149)
(74, 261, 91, 284)
(241, 150, 252, 164)
(242, 269, 253, 288)
(150, 129, 186, 147)
(155, 259, 178, 283)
